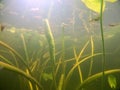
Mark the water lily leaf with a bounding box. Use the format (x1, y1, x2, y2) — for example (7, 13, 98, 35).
(105, 0, 118, 3)
(108, 75, 117, 89)
(82, 0, 105, 13)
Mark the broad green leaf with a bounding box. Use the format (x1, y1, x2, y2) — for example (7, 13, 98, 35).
(108, 75, 117, 89)
(105, 0, 118, 3)
(82, 0, 105, 13)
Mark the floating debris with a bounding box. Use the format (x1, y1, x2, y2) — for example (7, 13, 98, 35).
(8, 27, 16, 33)
(0, 24, 5, 32)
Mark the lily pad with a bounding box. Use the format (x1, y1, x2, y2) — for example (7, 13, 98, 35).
(82, 0, 117, 13)
(82, 0, 105, 13)
(105, 0, 117, 3)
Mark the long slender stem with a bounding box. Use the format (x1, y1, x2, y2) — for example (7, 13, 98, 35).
(44, 19, 55, 65)
(78, 69, 120, 89)
(44, 19, 56, 90)
(0, 61, 42, 89)
(0, 41, 28, 68)
(21, 34, 29, 62)
(88, 36, 94, 76)
(58, 24, 66, 90)
(100, 0, 105, 90)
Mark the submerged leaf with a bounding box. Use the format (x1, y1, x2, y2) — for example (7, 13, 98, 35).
(105, 0, 118, 3)
(81, 0, 105, 13)
(108, 75, 117, 89)
(42, 73, 53, 81)
(82, 0, 117, 13)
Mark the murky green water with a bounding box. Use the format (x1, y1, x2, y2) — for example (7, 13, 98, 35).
(0, 0, 120, 90)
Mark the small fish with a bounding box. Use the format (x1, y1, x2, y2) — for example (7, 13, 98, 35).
(108, 23, 119, 27)
(89, 16, 100, 22)
(0, 24, 5, 32)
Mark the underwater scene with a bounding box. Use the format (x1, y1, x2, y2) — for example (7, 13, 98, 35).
(0, 0, 120, 90)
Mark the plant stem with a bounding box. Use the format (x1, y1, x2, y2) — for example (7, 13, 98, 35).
(44, 19, 55, 65)
(100, 0, 105, 90)
(21, 34, 29, 62)
(0, 61, 42, 89)
(0, 41, 28, 68)
(78, 69, 120, 89)
(58, 24, 66, 90)
(44, 19, 56, 90)
(88, 36, 94, 76)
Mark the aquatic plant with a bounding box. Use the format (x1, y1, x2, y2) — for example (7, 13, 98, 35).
(0, 61, 41, 89)
(43, 18, 100, 90)
(107, 74, 117, 89)
(44, 19, 56, 90)
(0, 1, 120, 90)
(44, 19, 55, 66)
(0, 30, 48, 90)
(100, 0, 105, 89)
(82, 0, 117, 13)
(78, 69, 120, 89)
(56, 24, 65, 90)
(0, 41, 28, 68)
(81, 0, 117, 90)
(0, 22, 120, 90)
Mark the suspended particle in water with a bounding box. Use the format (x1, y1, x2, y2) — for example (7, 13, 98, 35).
(0, 24, 5, 32)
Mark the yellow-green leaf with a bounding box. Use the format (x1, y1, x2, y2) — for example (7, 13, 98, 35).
(42, 73, 53, 81)
(82, 0, 105, 13)
(105, 0, 118, 3)
(108, 75, 117, 89)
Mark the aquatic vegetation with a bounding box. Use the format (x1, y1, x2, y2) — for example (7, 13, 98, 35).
(78, 69, 120, 89)
(0, 1, 120, 90)
(56, 24, 66, 90)
(100, 1, 105, 90)
(82, 0, 117, 13)
(0, 61, 41, 89)
(0, 41, 28, 69)
(0, 29, 48, 90)
(0, 22, 120, 90)
(108, 74, 117, 89)
(44, 19, 55, 66)
(44, 19, 56, 90)
(80, 0, 118, 90)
